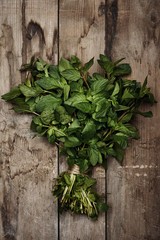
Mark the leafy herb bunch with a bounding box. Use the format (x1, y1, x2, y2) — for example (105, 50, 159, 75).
(2, 54, 156, 219)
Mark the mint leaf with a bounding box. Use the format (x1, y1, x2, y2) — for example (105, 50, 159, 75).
(81, 57, 94, 74)
(82, 120, 96, 140)
(61, 69, 81, 81)
(64, 84, 70, 101)
(64, 136, 81, 147)
(2, 86, 21, 101)
(97, 202, 109, 213)
(36, 77, 63, 90)
(55, 106, 72, 125)
(113, 64, 131, 76)
(20, 85, 42, 98)
(36, 95, 62, 112)
(59, 57, 73, 72)
(65, 93, 91, 113)
(40, 110, 55, 125)
(88, 146, 100, 166)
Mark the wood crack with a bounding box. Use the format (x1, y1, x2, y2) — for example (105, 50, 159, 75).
(105, 0, 118, 59)
(10, 163, 39, 180)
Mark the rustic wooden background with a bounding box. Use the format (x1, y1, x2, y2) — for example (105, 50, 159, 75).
(0, 1, 160, 240)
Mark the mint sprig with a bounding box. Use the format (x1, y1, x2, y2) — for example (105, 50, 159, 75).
(2, 55, 156, 218)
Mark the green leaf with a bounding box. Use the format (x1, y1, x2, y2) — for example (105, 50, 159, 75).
(58, 57, 73, 72)
(124, 123, 139, 139)
(92, 98, 110, 122)
(61, 69, 81, 81)
(40, 110, 55, 124)
(77, 111, 87, 121)
(146, 93, 156, 105)
(64, 174, 71, 185)
(55, 106, 72, 125)
(77, 159, 89, 173)
(66, 148, 76, 157)
(115, 105, 130, 111)
(139, 77, 152, 99)
(97, 56, 114, 76)
(82, 120, 96, 140)
(142, 76, 148, 90)
(112, 133, 128, 149)
(115, 123, 139, 139)
(64, 136, 81, 148)
(81, 57, 94, 74)
(33, 116, 42, 126)
(47, 130, 56, 144)
(70, 81, 83, 93)
(84, 177, 97, 189)
(98, 152, 103, 164)
(88, 146, 100, 166)
(24, 76, 31, 87)
(70, 55, 82, 69)
(36, 77, 63, 90)
(54, 127, 66, 137)
(114, 143, 125, 163)
(111, 82, 120, 96)
(64, 84, 70, 101)
(68, 119, 81, 133)
(20, 56, 35, 72)
(47, 128, 54, 137)
(2, 86, 21, 101)
(133, 110, 153, 118)
(113, 64, 131, 76)
(30, 120, 37, 131)
(36, 61, 45, 71)
(36, 95, 62, 113)
(20, 85, 42, 98)
(67, 157, 75, 169)
(119, 113, 133, 123)
(114, 58, 125, 66)
(97, 202, 109, 213)
(13, 103, 30, 113)
(91, 78, 109, 94)
(8, 97, 25, 106)
(92, 73, 106, 81)
(49, 65, 60, 79)
(97, 141, 106, 148)
(65, 93, 91, 113)
(106, 147, 116, 157)
(121, 88, 135, 101)
(26, 98, 36, 112)
(99, 54, 110, 62)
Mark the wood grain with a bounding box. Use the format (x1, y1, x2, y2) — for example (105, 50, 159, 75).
(0, 1, 58, 239)
(59, 1, 106, 240)
(1, 0, 160, 239)
(106, 1, 160, 239)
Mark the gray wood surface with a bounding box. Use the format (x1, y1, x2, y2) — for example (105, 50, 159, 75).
(0, 0, 160, 240)
(106, 1, 160, 240)
(0, 1, 58, 240)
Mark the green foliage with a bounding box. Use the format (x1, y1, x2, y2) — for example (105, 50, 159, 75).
(1, 86, 21, 101)
(2, 55, 156, 166)
(52, 172, 108, 219)
(1, 55, 156, 219)
(35, 95, 62, 112)
(61, 69, 81, 81)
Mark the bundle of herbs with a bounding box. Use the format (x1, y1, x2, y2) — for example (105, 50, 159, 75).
(2, 55, 156, 219)
(53, 165, 108, 219)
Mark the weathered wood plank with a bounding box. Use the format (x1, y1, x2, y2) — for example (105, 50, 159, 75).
(59, 1, 106, 240)
(0, 1, 58, 239)
(106, 1, 160, 239)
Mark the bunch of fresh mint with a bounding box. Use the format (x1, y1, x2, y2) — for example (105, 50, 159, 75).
(2, 55, 156, 219)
